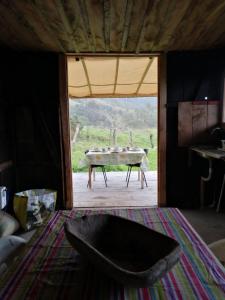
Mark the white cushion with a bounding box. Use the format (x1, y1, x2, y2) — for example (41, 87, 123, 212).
(0, 235, 26, 264)
(0, 235, 26, 275)
(0, 211, 20, 237)
(209, 238, 225, 266)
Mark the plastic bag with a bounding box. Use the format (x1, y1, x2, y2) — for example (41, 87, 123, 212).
(14, 189, 57, 230)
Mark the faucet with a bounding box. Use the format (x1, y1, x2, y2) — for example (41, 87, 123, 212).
(210, 127, 222, 135)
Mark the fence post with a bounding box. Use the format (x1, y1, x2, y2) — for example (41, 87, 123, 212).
(112, 128, 117, 146)
(129, 131, 133, 147)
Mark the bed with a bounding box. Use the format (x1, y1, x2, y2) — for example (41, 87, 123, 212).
(0, 208, 225, 299)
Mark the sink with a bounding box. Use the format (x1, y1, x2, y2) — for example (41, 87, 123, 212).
(191, 146, 225, 159)
(64, 214, 181, 287)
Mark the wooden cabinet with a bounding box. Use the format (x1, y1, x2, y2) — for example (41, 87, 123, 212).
(178, 101, 220, 146)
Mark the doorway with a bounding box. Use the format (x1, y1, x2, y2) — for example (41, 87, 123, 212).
(59, 54, 167, 209)
(69, 97, 158, 208)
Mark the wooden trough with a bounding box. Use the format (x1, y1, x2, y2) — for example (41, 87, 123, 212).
(64, 214, 181, 287)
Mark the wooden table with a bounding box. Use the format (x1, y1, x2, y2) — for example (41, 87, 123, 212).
(1, 208, 225, 299)
(86, 149, 147, 189)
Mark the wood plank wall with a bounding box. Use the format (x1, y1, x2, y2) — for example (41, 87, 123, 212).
(167, 50, 225, 208)
(178, 101, 220, 146)
(0, 50, 64, 209)
(0, 59, 14, 209)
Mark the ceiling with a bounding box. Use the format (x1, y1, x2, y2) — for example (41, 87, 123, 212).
(1, 1, 225, 53)
(68, 56, 158, 98)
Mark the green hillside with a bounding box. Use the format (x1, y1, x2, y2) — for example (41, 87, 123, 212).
(69, 97, 157, 129)
(69, 97, 158, 172)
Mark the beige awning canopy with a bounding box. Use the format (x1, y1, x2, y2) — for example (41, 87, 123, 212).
(67, 56, 158, 98)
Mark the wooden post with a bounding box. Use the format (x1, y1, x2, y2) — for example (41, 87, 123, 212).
(129, 131, 133, 147)
(158, 54, 167, 207)
(86, 127, 90, 140)
(149, 133, 154, 148)
(59, 54, 73, 209)
(112, 128, 117, 146)
(109, 128, 112, 146)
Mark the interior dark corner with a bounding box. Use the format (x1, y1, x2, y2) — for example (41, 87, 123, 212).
(0, 1, 225, 298)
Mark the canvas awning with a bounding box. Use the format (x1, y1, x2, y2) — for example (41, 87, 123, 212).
(67, 56, 158, 98)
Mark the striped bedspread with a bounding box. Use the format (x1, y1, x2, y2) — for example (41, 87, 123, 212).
(0, 208, 225, 299)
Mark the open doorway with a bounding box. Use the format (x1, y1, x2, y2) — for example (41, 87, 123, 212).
(64, 57, 163, 207)
(69, 97, 157, 208)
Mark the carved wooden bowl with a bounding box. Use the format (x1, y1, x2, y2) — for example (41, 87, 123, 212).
(64, 214, 181, 287)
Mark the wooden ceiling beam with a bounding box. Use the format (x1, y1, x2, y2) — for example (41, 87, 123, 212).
(0, 0, 225, 52)
(121, 0, 134, 52)
(169, 0, 224, 50)
(135, 57, 154, 95)
(53, 0, 80, 53)
(103, 0, 111, 52)
(196, 3, 225, 48)
(15, 1, 65, 52)
(77, 0, 96, 52)
(34, 1, 72, 52)
(0, 19, 21, 49)
(211, 25, 225, 48)
(155, 0, 193, 51)
(65, 0, 91, 52)
(135, 0, 155, 54)
(0, 2, 46, 51)
(150, 0, 178, 51)
(67, 52, 160, 57)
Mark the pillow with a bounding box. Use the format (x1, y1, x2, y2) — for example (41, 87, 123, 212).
(209, 238, 225, 266)
(0, 235, 27, 275)
(0, 211, 20, 237)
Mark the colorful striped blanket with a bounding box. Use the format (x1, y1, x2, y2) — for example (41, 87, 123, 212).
(0, 208, 225, 299)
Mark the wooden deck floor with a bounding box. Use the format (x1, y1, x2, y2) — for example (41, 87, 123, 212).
(73, 171, 157, 208)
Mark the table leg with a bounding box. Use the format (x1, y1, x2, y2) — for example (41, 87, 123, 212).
(141, 170, 144, 189)
(93, 168, 96, 181)
(216, 173, 225, 213)
(88, 166, 92, 189)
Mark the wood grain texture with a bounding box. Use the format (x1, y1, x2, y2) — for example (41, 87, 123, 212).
(178, 102, 193, 147)
(192, 104, 208, 144)
(73, 171, 157, 208)
(0, 0, 225, 52)
(158, 54, 167, 207)
(59, 54, 73, 209)
(207, 102, 220, 129)
(178, 101, 220, 146)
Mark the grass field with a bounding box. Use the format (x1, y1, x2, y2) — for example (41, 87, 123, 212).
(71, 127, 157, 172)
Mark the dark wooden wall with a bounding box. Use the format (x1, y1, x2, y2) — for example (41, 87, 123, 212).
(2, 48, 225, 211)
(167, 50, 225, 208)
(0, 50, 63, 210)
(0, 55, 14, 206)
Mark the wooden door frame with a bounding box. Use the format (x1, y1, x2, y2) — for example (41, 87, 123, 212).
(59, 54, 73, 209)
(59, 53, 167, 209)
(158, 54, 167, 206)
